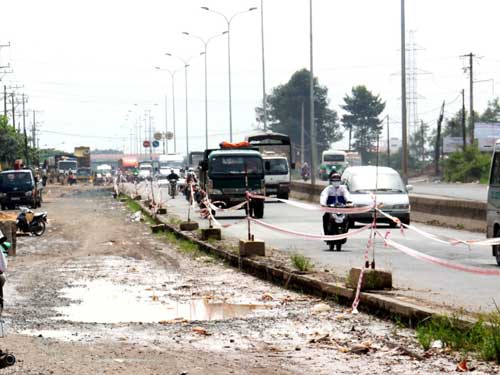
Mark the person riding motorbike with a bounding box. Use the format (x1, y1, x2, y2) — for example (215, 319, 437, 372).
(320, 171, 351, 235)
(301, 162, 310, 180)
(166, 169, 179, 181)
(184, 168, 198, 199)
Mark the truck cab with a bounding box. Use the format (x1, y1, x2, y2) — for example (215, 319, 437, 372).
(487, 140, 500, 265)
(262, 152, 290, 200)
(0, 169, 42, 210)
(199, 148, 265, 218)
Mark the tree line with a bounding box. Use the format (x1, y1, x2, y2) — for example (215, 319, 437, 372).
(0, 115, 38, 169)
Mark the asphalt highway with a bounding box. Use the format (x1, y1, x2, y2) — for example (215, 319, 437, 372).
(154, 185, 499, 314)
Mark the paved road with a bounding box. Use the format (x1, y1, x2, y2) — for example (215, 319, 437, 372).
(154, 185, 499, 313)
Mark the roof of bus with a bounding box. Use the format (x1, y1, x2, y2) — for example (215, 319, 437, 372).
(209, 149, 262, 158)
(322, 150, 346, 155)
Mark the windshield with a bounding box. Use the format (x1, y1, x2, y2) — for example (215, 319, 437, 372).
(160, 161, 183, 169)
(190, 154, 204, 167)
(210, 156, 263, 175)
(324, 154, 345, 162)
(265, 159, 288, 175)
(0, 172, 33, 188)
(58, 161, 77, 170)
(350, 173, 406, 193)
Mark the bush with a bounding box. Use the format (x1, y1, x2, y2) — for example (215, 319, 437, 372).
(442, 145, 491, 183)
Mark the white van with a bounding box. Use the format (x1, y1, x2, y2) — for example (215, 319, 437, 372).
(262, 152, 290, 200)
(486, 140, 500, 265)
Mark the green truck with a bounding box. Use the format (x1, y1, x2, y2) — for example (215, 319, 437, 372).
(199, 148, 266, 218)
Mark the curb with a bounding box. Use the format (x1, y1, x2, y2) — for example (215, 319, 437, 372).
(123, 193, 457, 326)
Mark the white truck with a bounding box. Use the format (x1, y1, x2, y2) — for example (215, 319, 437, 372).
(262, 151, 290, 200)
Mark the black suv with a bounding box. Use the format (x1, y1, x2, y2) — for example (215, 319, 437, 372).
(0, 169, 42, 210)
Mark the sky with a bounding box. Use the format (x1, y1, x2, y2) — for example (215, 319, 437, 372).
(0, 0, 499, 156)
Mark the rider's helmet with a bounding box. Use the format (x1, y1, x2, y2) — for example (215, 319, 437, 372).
(170, 169, 174, 174)
(188, 167, 194, 172)
(329, 171, 341, 186)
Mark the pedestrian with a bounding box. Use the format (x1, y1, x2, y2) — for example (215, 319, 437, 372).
(0, 230, 10, 311)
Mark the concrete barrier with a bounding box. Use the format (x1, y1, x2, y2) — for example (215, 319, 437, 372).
(290, 181, 486, 232)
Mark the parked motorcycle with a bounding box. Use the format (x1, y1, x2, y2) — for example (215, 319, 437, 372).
(16, 207, 48, 236)
(325, 203, 350, 251)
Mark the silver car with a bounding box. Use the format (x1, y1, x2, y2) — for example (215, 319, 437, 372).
(341, 166, 411, 226)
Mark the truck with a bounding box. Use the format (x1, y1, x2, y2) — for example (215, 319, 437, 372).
(74, 146, 91, 183)
(47, 153, 76, 183)
(199, 145, 266, 218)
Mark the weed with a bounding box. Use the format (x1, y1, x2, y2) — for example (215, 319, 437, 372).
(290, 254, 314, 272)
(125, 199, 142, 213)
(168, 217, 182, 225)
(456, 223, 465, 230)
(416, 311, 500, 363)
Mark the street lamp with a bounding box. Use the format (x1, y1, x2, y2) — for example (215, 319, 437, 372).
(165, 53, 197, 157)
(182, 31, 227, 150)
(155, 66, 179, 153)
(201, 6, 258, 142)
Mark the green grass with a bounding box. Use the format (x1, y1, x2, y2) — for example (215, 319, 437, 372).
(156, 230, 201, 257)
(290, 254, 314, 272)
(125, 198, 142, 212)
(416, 311, 500, 363)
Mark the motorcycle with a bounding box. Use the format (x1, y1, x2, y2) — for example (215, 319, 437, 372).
(16, 207, 48, 236)
(301, 168, 310, 181)
(168, 179, 178, 199)
(325, 203, 350, 251)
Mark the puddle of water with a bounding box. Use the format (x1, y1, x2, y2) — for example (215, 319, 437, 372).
(56, 279, 264, 323)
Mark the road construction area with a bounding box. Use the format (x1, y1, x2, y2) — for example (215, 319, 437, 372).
(0, 184, 496, 374)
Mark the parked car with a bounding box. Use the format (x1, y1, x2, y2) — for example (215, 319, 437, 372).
(0, 169, 43, 210)
(341, 166, 411, 227)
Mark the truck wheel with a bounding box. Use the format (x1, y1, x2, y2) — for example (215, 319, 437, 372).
(252, 201, 264, 219)
(495, 230, 500, 266)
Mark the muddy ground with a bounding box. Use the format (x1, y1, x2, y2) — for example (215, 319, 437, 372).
(0, 185, 497, 374)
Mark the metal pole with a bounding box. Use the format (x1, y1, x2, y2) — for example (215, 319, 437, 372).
(401, 0, 408, 183)
(204, 47, 208, 149)
(301, 101, 305, 164)
(165, 94, 168, 154)
(227, 21, 233, 142)
(386, 116, 390, 166)
(171, 72, 177, 153)
(11, 92, 15, 130)
(260, 0, 267, 131)
(3, 85, 6, 117)
(309, 0, 317, 186)
(469, 53, 474, 145)
(185, 64, 189, 156)
(462, 89, 466, 151)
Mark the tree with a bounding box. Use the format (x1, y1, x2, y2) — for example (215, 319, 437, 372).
(0, 115, 26, 167)
(341, 86, 385, 163)
(479, 97, 500, 122)
(255, 69, 342, 163)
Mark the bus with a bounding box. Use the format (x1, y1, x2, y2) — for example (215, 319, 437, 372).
(319, 150, 348, 180)
(246, 131, 295, 199)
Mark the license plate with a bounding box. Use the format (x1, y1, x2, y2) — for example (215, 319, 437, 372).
(11, 197, 20, 201)
(267, 188, 277, 192)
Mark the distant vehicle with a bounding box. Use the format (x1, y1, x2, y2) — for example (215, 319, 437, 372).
(188, 151, 204, 169)
(199, 145, 265, 218)
(159, 154, 184, 176)
(118, 157, 138, 171)
(319, 150, 347, 180)
(246, 131, 295, 200)
(74, 146, 91, 168)
(487, 140, 500, 265)
(341, 166, 411, 227)
(0, 169, 42, 210)
(76, 167, 92, 183)
(155, 174, 170, 187)
(346, 151, 362, 167)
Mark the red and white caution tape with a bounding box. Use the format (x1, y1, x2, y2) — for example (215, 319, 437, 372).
(249, 218, 372, 241)
(376, 231, 500, 276)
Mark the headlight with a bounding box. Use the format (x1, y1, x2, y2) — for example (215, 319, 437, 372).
(392, 204, 409, 209)
(25, 191, 33, 197)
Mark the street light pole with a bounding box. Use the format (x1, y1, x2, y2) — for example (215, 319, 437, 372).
(400, 0, 408, 183)
(260, 0, 267, 131)
(201, 6, 257, 142)
(309, 0, 317, 186)
(155, 67, 179, 153)
(182, 31, 227, 149)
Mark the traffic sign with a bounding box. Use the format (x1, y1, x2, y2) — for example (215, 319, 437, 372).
(154, 132, 163, 141)
(143, 140, 151, 148)
(166, 131, 174, 140)
(152, 140, 160, 148)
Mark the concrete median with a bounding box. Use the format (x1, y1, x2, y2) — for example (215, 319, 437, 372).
(290, 181, 486, 232)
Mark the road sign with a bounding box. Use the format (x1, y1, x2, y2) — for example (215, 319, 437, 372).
(154, 132, 163, 141)
(152, 140, 160, 148)
(166, 131, 174, 140)
(143, 140, 151, 148)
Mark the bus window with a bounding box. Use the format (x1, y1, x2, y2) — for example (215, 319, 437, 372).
(490, 152, 500, 185)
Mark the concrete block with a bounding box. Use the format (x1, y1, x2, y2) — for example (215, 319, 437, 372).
(150, 224, 166, 234)
(239, 239, 265, 257)
(180, 221, 199, 231)
(0, 221, 16, 256)
(347, 267, 392, 291)
(157, 208, 167, 215)
(201, 228, 222, 241)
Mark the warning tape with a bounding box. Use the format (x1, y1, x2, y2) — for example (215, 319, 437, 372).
(249, 218, 372, 241)
(376, 231, 500, 276)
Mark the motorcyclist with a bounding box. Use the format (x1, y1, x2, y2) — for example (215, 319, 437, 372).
(301, 162, 310, 179)
(184, 168, 198, 199)
(166, 169, 179, 181)
(320, 171, 351, 235)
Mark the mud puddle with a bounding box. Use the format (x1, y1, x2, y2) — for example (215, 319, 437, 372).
(55, 279, 265, 323)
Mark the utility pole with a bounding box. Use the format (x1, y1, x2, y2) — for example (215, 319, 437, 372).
(461, 89, 466, 151)
(300, 101, 305, 164)
(386, 116, 390, 167)
(32, 110, 36, 148)
(11, 92, 15, 130)
(260, 0, 267, 131)
(434, 101, 445, 175)
(400, 0, 408, 183)
(461, 53, 475, 144)
(22, 94, 29, 165)
(3, 85, 6, 117)
(309, 0, 317, 185)
(164, 94, 168, 154)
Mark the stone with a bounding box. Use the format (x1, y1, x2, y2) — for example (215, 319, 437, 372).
(239, 239, 265, 257)
(180, 221, 199, 231)
(347, 267, 392, 291)
(200, 228, 222, 241)
(150, 224, 166, 234)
